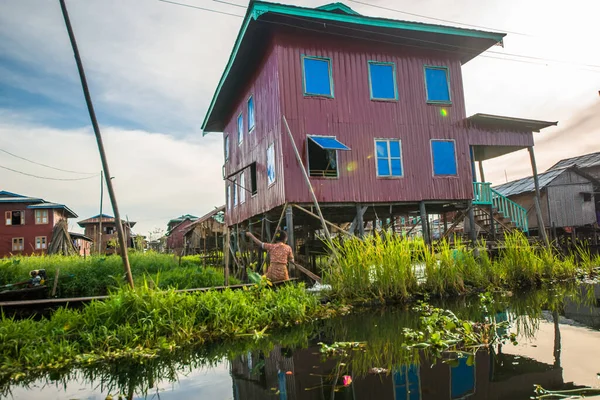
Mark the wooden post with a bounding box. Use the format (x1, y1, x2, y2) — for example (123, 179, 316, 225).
(489, 205, 497, 240)
(286, 205, 295, 277)
(357, 204, 365, 237)
(467, 200, 477, 245)
(223, 227, 230, 286)
(51, 268, 60, 298)
(293, 204, 353, 237)
(419, 201, 429, 245)
(528, 147, 550, 246)
(282, 116, 333, 245)
(478, 161, 486, 183)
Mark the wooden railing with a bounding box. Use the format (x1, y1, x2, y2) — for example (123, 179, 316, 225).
(472, 182, 529, 233)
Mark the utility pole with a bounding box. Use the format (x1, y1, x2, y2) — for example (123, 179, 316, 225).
(99, 171, 103, 255)
(59, 0, 134, 288)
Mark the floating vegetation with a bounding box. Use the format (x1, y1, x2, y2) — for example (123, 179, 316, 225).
(0, 252, 238, 297)
(325, 231, 593, 303)
(533, 384, 600, 399)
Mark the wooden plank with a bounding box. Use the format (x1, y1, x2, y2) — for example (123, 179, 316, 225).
(292, 204, 354, 237)
(290, 261, 321, 283)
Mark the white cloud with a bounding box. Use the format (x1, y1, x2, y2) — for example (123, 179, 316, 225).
(0, 117, 224, 235)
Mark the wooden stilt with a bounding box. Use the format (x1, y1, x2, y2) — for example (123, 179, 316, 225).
(419, 201, 430, 245)
(467, 200, 477, 246)
(286, 205, 295, 277)
(224, 227, 230, 286)
(528, 146, 550, 246)
(357, 204, 365, 237)
(478, 161, 486, 182)
(349, 205, 367, 235)
(292, 204, 353, 237)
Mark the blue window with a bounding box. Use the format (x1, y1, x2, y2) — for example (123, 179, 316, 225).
(424, 66, 450, 103)
(248, 96, 255, 132)
(393, 364, 421, 400)
(224, 135, 229, 161)
(375, 139, 403, 177)
(237, 114, 244, 144)
(431, 140, 457, 176)
(369, 62, 397, 100)
(302, 56, 333, 97)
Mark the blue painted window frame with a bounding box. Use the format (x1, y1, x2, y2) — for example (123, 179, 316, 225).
(431, 139, 458, 176)
(368, 61, 398, 101)
(375, 139, 403, 178)
(247, 96, 255, 132)
(424, 65, 451, 104)
(237, 113, 244, 145)
(224, 135, 229, 161)
(302, 55, 334, 97)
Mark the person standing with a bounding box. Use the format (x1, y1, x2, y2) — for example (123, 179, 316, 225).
(246, 230, 294, 282)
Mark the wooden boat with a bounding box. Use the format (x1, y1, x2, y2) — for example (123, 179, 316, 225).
(0, 285, 48, 302)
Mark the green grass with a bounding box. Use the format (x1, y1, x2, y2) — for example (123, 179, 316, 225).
(325, 231, 583, 303)
(0, 282, 321, 380)
(0, 252, 238, 297)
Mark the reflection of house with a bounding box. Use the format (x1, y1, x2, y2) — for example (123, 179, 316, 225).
(183, 206, 226, 259)
(494, 166, 598, 237)
(0, 190, 78, 257)
(77, 214, 136, 255)
(230, 342, 565, 400)
(69, 232, 93, 257)
(166, 214, 199, 253)
(563, 284, 600, 329)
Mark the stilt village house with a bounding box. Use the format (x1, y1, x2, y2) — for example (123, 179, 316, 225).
(201, 1, 557, 251)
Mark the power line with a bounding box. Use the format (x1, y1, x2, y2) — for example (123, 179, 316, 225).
(212, 0, 246, 9)
(346, 0, 532, 37)
(157, 0, 244, 17)
(0, 148, 97, 175)
(0, 164, 99, 181)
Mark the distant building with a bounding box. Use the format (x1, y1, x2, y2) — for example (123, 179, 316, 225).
(77, 214, 136, 255)
(0, 190, 78, 257)
(183, 206, 225, 256)
(494, 166, 599, 237)
(166, 214, 198, 253)
(69, 232, 93, 257)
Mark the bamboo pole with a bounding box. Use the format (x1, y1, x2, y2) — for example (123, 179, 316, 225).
(59, 0, 133, 288)
(282, 116, 333, 246)
(528, 147, 550, 246)
(292, 204, 354, 237)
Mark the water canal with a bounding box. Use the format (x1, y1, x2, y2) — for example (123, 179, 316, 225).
(5, 283, 600, 400)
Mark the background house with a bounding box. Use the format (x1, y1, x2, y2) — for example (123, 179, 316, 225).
(165, 214, 198, 254)
(69, 232, 93, 257)
(201, 1, 555, 269)
(77, 214, 136, 255)
(183, 206, 225, 260)
(0, 190, 78, 257)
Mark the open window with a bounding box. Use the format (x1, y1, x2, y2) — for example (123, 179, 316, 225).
(105, 226, 115, 234)
(307, 136, 350, 178)
(250, 162, 257, 196)
(5, 211, 25, 226)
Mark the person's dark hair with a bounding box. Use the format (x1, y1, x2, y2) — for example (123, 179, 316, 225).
(274, 230, 288, 243)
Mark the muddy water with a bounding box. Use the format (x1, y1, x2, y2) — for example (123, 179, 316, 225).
(6, 283, 600, 400)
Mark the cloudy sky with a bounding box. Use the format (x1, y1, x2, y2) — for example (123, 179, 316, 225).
(1, 0, 599, 235)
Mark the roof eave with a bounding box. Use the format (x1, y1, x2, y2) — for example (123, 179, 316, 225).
(468, 113, 558, 132)
(201, 0, 506, 134)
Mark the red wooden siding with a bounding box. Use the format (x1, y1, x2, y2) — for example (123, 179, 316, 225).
(468, 126, 534, 147)
(0, 204, 62, 257)
(276, 31, 474, 204)
(223, 40, 287, 226)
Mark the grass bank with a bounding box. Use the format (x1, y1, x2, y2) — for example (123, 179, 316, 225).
(0, 282, 325, 381)
(0, 252, 237, 297)
(324, 232, 598, 302)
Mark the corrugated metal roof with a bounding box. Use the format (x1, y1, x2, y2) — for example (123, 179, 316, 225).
(27, 203, 78, 218)
(466, 113, 558, 133)
(493, 168, 567, 197)
(547, 151, 600, 171)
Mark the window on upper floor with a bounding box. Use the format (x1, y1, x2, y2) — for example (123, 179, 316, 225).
(302, 56, 333, 97)
(368, 62, 397, 100)
(431, 139, 458, 176)
(237, 113, 244, 145)
(226, 184, 232, 210)
(12, 237, 24, 251)
(250, 163, 257, 196)
(233, 178, 238, 207)
(375, 139, 403, 177)
(307, 136, 350, 178)
(35, 209, 48, 224)
(5, 211, 24, 225)
(424, 66, 451, 104)
(239, 172, 246, 204)
(267, 143, 276, 186)
(248, 96, 255, 132)
(224, 135, 230, 161)
(105, 226, 115, 234)
(35, 236, 47, 250)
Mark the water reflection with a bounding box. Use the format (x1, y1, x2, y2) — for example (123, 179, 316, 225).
(5, 283, 600, 400)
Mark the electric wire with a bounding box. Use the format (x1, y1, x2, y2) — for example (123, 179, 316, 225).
(0, 164, 100, 181)
(157, 0, 244, 17)
(0, 148, 98, 175)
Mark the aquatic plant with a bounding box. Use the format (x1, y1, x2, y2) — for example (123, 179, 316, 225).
(0, 252, 236, 297)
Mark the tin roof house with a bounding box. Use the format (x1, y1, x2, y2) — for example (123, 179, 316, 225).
(202, 1, 556, 253)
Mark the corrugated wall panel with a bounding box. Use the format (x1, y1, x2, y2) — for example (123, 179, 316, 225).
(276, 31, 474, 205)
(223, 41, 286, 226)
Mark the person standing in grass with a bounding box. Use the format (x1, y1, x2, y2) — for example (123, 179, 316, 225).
(246, 230, 294, 282)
